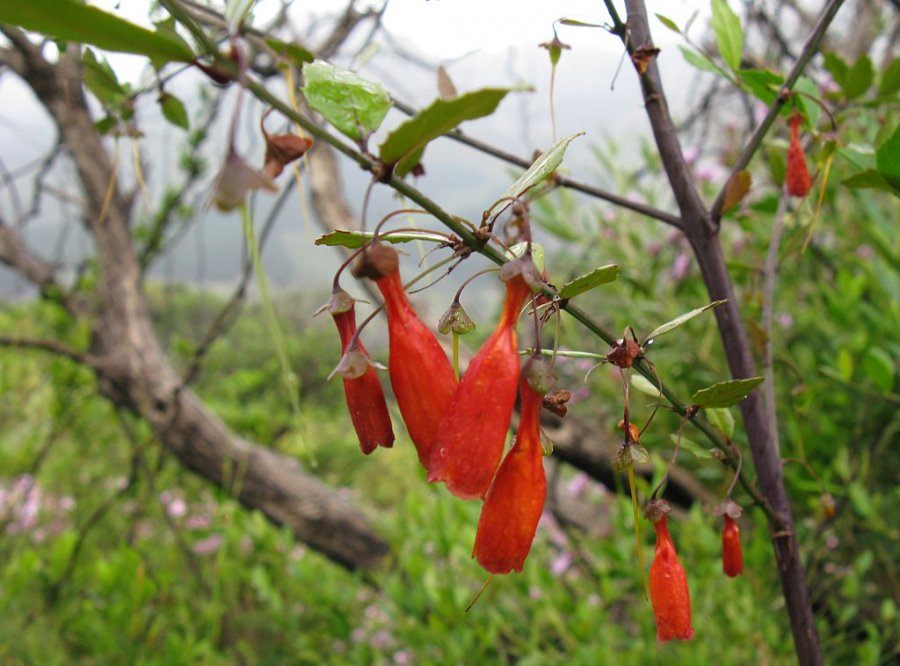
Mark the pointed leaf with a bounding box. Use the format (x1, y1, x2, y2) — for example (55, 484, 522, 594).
(265, 38, 314, 66)
(875, 124, 900, 193)
(722, 170, 752, 214)
(679, 46, 728, 77)
(705, 407, 735, 439)
(673, 434, 713, 459)
(302, 62, 391, 141)
(437, 65, 457, 99)
(159, 92, 189, 130)
(739, 68, 783, 105)
(645, 300, 726, 342)
(879, 57, 900, 97)
(81, 48, 127, 107)
(558, 264, 619, 299)
(655, 14, 682, 34)
(863, 347, 895, 393)
(486, 132, 584, 219)
(691, 377, 764, 407)
(314, 229, 449, 249)
(379, 87, 521, 175)
(711, 0, 743, 71)
(558, 19, 606, 28)
(0, 0, 194, 63)
(631, 374, 662, 398)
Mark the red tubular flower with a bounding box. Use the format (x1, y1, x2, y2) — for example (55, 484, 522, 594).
(427, 275, 532, 499)
(786, 113, 812, 197)
(328, 293, 394, 455)
(649, 513, 695, 642)
(722, 515, 744, 578)
(472, 376, 546, 574)
(365, 250, 456, 468)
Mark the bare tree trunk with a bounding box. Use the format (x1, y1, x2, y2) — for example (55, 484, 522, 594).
(0, 29, 388, 571)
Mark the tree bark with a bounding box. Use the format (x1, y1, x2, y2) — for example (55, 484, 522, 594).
(0, 29, 389, 571)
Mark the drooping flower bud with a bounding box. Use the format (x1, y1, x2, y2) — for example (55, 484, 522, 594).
(786, 113, 812, 198)
(211, 148, 277, 212)
(427, 274, 532, 499)
(722, 515, 743, 578)
(438, 301, 476, 335)
(359, 245, 457, 467)
(647, 506, 695, 642)
(472, 375, 547, 574)
(325, 288, 394, 455)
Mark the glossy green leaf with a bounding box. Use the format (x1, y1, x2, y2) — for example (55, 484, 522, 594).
(679, 45, 727, 77)
(380, 87, 520, 175)
(485, 132, 583, 219)
(705, 407, 735, 439)
(0, 0, 194, 63)
(673, 434, 713, 459)
(159, 92, 189, 130)
(655, 14, 681, 34)
(878, 57, 900, 97)
(645, 300, 726, 342)
(691, 376, 764, 407)
(739, 68, 782, 105)
(863, 347, 895, 392)
(314, 229, 448, 249)
(631, 374, 661, 398)
(81, 48, 127, 107)
(265, 38, 314, 66)
(875, 124, 900, 193)
(711, 0, 743, 71)
(302, 62, 391, 141)
(558, 265, 619, 299)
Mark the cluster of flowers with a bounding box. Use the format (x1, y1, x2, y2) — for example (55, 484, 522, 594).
(323, 243, 549, 575)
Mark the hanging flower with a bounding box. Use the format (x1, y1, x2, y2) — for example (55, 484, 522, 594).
(428, 272, 532, 499)
(353, 244, 457, 467)
(715, 499, 744, 578)
(786, 113, 811, 198)
(722, 515, 743, 578)
(472, 367, 547, 574)
(323, 288, 394, 454)
(645, 501, 695, 642)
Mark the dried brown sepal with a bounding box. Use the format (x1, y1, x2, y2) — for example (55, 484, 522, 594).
(643, 498, 672, 523)
(315, 287, 355, 317)
(713, 498, 743, 520)
(542, 389, 572, 418)
(524, 356, 557, 395)
(211, 150, 277, 212)
(327, 347, 370, 381)
(262, 133, 314, 179)
(631, 44, 661, 75)
(351, 243, 399, 280)
(617, 418, 641, 444)
(820, 492, 836, 519)
(500, 255, 544, 292)
(607, 338, 642, 368)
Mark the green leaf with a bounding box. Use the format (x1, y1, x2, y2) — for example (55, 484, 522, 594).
(81, 48, 126, 107)
(631, 374, 662, 398)
(159, 92, 189, 130)
(265, 38, 314, 66)
(645, 300, 726, 342)
(380, 87, 520, 176)
(863, 347, 894, 392)
(823, 52, 849, 85)
(655, 14, 681, 34)
(691, 376, 764, 407)
(705, 407, 735, 439)
(673, 434, 713, 459)
(558, 19, 605, 28)
(485, 132, 583, 219)
(739, 68, 783, 105)
(302, 62, 391, 141)
(875, 124, 900, 193)
(94, 115, 117, 135)
(507, 242, 545, 273)
(0, 0, 194, 63)
(558, 264, 619, 299)
(842, 55, 874, 100)
(795, 76, 821, 128)
(842, 170, 895, 193)
(679, 46, 727, 77)
(711, 0, 743, 71)
(879, 57, 900, 97)
(314, 229, 449, 249)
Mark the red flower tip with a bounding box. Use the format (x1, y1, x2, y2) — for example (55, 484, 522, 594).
(722, 515, 744, 578)
(649, 515, 695, 642)
(375, 269, 456, 468)
(328, 295, 394, 455)
(427, 275, 532, 499)
(472, 376, 547, 574)
(786, 113, 812, 198)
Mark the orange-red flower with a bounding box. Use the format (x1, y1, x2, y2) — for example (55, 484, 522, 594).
(371, 253, 457, 468)
(722, 515, 743, 578)
(472, 375, 546, 574)
(427, 275, 532, 499)
(649, 513, 695, 642)
(327, 290, 394, 454)
(786, 113, 811, 197)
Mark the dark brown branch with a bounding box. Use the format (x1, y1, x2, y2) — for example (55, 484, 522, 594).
(0, 336, 95, 367)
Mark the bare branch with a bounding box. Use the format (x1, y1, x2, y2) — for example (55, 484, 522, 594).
(0, 336, 95, 367)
